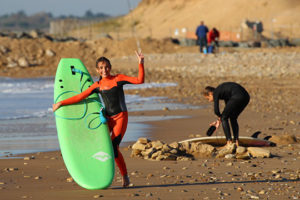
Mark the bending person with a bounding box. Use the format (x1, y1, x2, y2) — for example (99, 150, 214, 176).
(53, 51, 145, 187)
(203, 82, 250, 147)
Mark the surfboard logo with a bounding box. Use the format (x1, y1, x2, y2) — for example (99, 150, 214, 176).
(92, 151, 112, 162)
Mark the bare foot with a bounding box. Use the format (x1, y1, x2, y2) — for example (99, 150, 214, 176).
(235, 140, 240, 147)
(122, 175, 130, 187)
(222, 140, 232, 148)
(222, 140, 237, 150)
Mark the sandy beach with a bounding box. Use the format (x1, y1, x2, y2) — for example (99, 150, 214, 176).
(1, 47, 300, 199)
(0, 108, 300, 200)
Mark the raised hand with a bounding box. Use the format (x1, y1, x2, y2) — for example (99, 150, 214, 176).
(135, 50, 144, 64)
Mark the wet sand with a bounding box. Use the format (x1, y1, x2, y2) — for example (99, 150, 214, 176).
(1, 107, 299, 200)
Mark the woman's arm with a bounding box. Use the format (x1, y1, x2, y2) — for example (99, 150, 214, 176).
(213, 93, 221, 117)
(52, 83, 97, 112)
(116, 51, 145, 84)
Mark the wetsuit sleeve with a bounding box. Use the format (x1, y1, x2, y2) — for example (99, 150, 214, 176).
(116, 63, 144, 84)
(213, 92, 221, 117)
(60, 83, 98, 106)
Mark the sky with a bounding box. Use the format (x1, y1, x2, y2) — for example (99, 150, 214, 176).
(0, 0, 142, 16)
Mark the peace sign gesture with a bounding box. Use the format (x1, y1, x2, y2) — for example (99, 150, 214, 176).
(135, 50, 144, 64)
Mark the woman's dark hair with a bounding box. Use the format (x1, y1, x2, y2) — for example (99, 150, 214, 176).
(202, 86, 215, 96)
(96, 56, 111, 68)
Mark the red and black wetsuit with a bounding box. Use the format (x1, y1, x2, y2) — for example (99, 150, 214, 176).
(60, 63, 144, 176)
(213, 82, 250, 141)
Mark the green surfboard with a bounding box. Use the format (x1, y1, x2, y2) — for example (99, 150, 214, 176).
(54, 58, 114, 190)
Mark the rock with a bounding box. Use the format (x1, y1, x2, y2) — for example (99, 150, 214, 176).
(169, 142, 179, 149)
(225, 154, 235, 159)
(191, 143, 215, 158)
(247, 147, 271, 158)
(6, 57, 18, 68)
(131, 149, 142, 157)
(164, 154, 177, 161)
(128, 183, 134, 187)
(132, 143, 146, 151)
(24, 157, 31, 160)
(66, 177, 73, 182)
(0, 45, 10, 54)
(259, 190, 266, 195)
(271, 169, 281, 174)
(18, 57, 30, 67)
(29, 30, 43, 38)
(151, 150, 162, 159)
(145, 193, 153, 197)
(216, 143, 236, 158)
(162, 107, 169, 111)
(236, 152, 251, 160)
(93, 194, 104, 198)
(137, 137, 150, 144)
(269, 135, 297, 145)
(236, 146, 247, 154)
(181, 141, 191, 152)
(8, 168, 18, 171)
(141, 148, 157, 158)
(151, 140, 164, 149)
(46, 49, 56, 57)
(161, 144, 171, 153)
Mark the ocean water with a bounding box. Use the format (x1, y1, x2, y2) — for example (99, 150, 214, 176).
(0, 77, 200, 157)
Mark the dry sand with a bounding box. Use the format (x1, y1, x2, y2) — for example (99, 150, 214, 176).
(0, 40, 300, 199)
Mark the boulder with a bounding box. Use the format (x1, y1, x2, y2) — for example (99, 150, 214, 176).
(18, 57, 30, 67)
(151, 140, 164, 150)
(137, 137, 150, 144)
(132, 143, 146, 151)
(216, 143, 236, 158)
(236, 146, 247, 154)
(247, 147, 271, 158)
(190, 143, 215, 158)
(269, 135, 297, 145)
(46, 49, 56, 57)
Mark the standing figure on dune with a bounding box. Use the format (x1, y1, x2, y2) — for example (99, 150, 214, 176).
(195, 21, 209, 53)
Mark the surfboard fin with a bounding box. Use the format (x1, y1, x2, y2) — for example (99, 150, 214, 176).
(263, 136, 272, 140)
(251, 131, 261, 138)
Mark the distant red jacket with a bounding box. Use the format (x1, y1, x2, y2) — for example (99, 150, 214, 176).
(207, 29, 220, 44)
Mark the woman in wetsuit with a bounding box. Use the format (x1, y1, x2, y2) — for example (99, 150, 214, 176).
(203, 82, 250, 147)
(53, 51, 145, 187)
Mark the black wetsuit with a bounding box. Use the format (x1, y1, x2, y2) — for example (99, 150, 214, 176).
(213, 82, 250, 141)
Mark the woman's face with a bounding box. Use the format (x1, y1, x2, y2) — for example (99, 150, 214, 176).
(96, 61, 111, 78)
(204, 93, 214, 102)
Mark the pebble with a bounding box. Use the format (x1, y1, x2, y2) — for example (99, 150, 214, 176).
(259, 190, 266, 195)
(146, 193, 153, 197)
(66, 177, 73, 182)
(93, 194, 104, 198)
